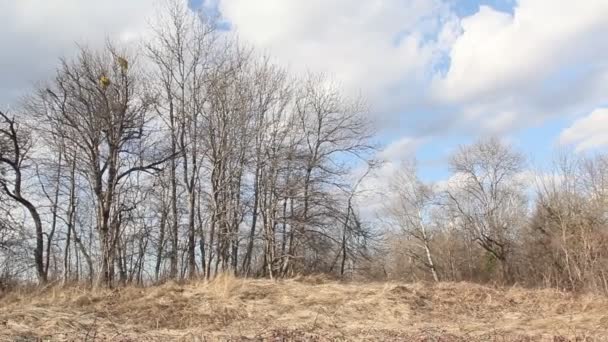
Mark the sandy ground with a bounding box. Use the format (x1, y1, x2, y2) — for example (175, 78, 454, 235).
(1, 276, 607, 341)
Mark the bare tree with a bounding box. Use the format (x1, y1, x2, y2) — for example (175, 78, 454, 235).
(445, 138, 526, 283)
(0, 110, 47, 283)
(147, 0, 218, 279)
(241, 59, 291, 277)
(31, 44, 172, 286)
(281, 74, 374, 276)
(385, 161, 439, 282)
(526, 153, 608, 293)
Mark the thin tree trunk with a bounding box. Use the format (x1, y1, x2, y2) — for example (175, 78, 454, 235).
(340, 205, 351, 277)
(155, 209, 167, 282)
(63, 158, 76, 285)
(198, 189, 206, 277)
(169, 101, 179, 279)
(243, 164, 260, 276)
(45, 150, 63, 280)
(187, 182, 197, 278)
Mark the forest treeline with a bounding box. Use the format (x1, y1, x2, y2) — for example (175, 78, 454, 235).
(1, 1, 606, 293)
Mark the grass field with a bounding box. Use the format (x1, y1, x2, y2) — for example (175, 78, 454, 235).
(1, 275, 607, 341)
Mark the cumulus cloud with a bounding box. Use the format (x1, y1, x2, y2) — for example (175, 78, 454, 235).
(3, 0, 608, 148)
(0, 0, 157, 106)
(432, 0, 608, 133)
(211, 0, 608, 138)
(560, 108, 608, 151)
(378, 137, 425, 162)
(217, 0, 453, 116)
(354, 137, 423, 220)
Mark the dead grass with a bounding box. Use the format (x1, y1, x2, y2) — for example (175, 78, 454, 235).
(1, 276, 607, 341)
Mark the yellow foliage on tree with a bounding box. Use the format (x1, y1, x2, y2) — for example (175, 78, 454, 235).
(117, 57, 128, 70)
(99, 75, 111, 89)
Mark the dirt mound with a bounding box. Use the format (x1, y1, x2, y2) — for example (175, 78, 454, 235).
(0, 278, 606, 341)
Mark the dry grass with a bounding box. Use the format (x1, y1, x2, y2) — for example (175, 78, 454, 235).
(1, 276, 607, 341)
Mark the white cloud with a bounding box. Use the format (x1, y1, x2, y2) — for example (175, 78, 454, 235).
(432, 0, 608, 133)
(0, 0, 158, 106)
(214, 0, 608, 137)
(434, 171, 470, 194)
(217, 0, 452, 115)
(378, 137, 424, 162)
(3, 0, 608, 156)
(354, 137, 423, 220)
(560, 108, 608, 151)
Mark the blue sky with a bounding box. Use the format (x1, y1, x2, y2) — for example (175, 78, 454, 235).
(2, 0, 608, 185)
(453, 0, 516, 16)
(185, 0, 608, 184)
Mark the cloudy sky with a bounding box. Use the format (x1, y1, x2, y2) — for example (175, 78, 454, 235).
(2, 0, 608, 182)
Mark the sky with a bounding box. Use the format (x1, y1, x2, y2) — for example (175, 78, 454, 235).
(1, 0, 608, 185)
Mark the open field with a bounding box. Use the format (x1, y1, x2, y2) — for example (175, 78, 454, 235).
(1, 276, 607, 341)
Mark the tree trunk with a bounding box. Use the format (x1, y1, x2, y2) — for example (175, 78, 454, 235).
(63, 158, 76, 285)
(243, 164, 261, 276)
(45, 150, 63, 280)
(155, 209, 167, 282)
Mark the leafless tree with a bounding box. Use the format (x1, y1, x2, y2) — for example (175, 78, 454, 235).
(526, 153, 608, 293)
(30, 44, 172, 286)
(385, 161, 440, 282)
(0, 110, 46, 283)
(280, 74, 374, 276)
(445, 138, 526, 283)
